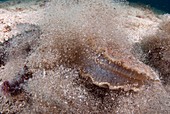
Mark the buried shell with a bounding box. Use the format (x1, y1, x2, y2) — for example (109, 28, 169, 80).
(58, 38, 160, 91)
(79, 48, 160, 91)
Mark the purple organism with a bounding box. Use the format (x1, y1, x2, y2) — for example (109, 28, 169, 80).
(1, 65, 32, 96)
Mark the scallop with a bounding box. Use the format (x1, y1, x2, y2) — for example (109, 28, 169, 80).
(58, 38, 160, 91)
(78, 48, 160, 91)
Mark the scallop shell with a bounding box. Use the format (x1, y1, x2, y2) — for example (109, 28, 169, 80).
(79, 48, 160, 91)
(58, 38, 160, 91)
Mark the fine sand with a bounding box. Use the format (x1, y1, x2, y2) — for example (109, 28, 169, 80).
(0, 0, 170, 114)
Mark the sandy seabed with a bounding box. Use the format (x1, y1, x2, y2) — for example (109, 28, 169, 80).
(0, 0, 170, 113)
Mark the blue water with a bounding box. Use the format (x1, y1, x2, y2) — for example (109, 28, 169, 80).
(0, 0, 9, 1)
(0, 0, 170, 14)
(127, 0, 170, 14)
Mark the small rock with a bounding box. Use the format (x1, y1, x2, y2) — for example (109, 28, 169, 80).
(0, 19, 4, 24)
(15, 8, 24, 12)
(3, 25, 11, 33)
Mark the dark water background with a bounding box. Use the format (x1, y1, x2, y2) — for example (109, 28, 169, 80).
(127, 0, 170, 14)
(0, 0, 170, 14)
(0, 0, 8, 1)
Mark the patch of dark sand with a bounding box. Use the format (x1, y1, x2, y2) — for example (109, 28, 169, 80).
(0, 23, 41, 80)
(12, 36, 170, 113)
(139, 20, 170, 91)
(19, 67, 170, 114)
(0, 23, 41, 113)
(0, 21, 170, 114)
